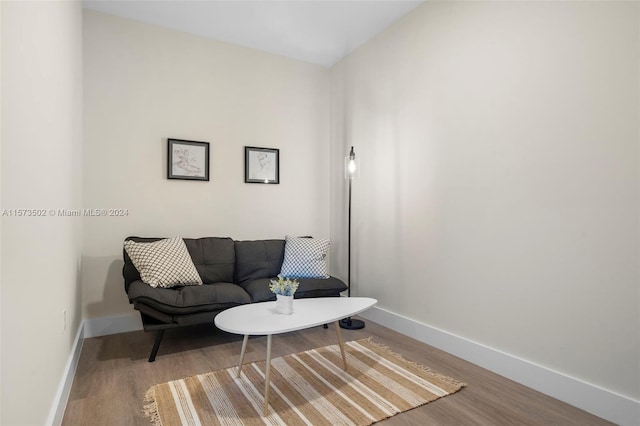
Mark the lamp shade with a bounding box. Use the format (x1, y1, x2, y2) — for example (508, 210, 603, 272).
(344, 146, 360, 179)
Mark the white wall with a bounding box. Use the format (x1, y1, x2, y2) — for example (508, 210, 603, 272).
(0, 2, 4, 422)
(83, 11, 330, 319)
(1, 1, 83, 424)
(330, 1, 639, 400)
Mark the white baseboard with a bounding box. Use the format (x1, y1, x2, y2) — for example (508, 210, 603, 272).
(83, 312, 142, 338)
(359, 306, 640, 426)
(45, 313, 142, 426)
(46, 322, 84, 426)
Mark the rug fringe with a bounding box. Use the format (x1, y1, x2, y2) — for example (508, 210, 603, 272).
(143, 386, 162, 426)
(361, 337, 467, 389)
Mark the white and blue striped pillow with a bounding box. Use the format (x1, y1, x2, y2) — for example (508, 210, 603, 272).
(279, 236, 330, 279)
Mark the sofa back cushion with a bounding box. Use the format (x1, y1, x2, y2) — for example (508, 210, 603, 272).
(234, 239, 285, 286)
(123, 237, 235, 292)
(185, 237, 236, 284)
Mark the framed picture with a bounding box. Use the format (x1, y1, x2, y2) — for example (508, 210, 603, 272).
(168, 139, 210, 181)
(245, 146, 279, 184)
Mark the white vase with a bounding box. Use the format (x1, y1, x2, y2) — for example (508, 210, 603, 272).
(276, 294, 294, 315)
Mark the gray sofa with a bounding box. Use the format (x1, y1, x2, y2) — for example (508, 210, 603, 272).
(123, 236, 347, 361)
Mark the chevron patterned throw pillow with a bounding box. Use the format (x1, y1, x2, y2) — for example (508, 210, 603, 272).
(279, 236, 330, 279)
(124, 237, 203, 288)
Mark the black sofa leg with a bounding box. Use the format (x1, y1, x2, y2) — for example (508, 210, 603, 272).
(323, 324, 328, 329)
(149, 330, 165, 362)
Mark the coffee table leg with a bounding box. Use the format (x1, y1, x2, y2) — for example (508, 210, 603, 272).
(334, 321, 348, 370)
(237, 335, 249, 378)
(263, 334, 273, 416)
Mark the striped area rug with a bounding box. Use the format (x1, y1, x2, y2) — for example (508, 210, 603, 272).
(143, 338, 465, 425)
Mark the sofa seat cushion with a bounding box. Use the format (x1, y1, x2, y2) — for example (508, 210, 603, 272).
(127, 280, 251, 315)
(243, 276, 348, 303)
(135, 305, 227, 328)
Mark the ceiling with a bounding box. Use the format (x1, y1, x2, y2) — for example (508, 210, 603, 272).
(82, 0, 423, 67)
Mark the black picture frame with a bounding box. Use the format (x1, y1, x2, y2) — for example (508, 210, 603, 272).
(245, 146, 279, 184)
(167, 139, 210, 181)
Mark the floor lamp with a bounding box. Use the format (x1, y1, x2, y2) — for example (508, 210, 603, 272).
(340, 146, 365, 330)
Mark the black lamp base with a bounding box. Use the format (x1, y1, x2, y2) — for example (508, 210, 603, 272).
(339, 317, 365, 330)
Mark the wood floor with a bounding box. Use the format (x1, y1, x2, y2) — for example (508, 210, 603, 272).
(62, 317, 612, 425)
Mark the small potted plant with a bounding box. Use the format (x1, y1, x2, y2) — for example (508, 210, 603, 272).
(269, 276, 299, 314)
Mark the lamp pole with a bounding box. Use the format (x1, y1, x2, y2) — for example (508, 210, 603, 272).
(340, 146, 365, 330)
(348, 170, 352, 297)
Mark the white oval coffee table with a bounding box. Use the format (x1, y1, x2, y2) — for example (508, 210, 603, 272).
(214, 297, 377, 415)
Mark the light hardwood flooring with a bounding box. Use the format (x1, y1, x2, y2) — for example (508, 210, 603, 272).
(62, 317, 612, 425)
